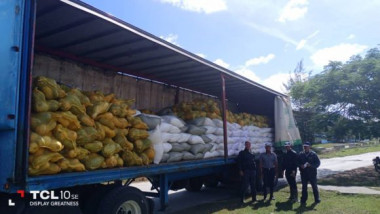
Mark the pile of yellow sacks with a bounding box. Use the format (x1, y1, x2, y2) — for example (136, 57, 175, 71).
(172, 98, 269, 127)
(29, 76, 154, 176)
(172, 98, 222, 120)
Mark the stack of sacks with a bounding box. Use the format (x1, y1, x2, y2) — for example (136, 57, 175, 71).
(137, 114, 163, 164)
(172, 99, 222, 120)
(227, 122, 246, 156)
(203, 118, 224, 158)
(29, 76, 155, 176)
(186, 117, 217, 160)
(159, 115, 190, 163)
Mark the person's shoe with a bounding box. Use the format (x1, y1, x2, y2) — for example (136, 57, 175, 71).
(315, 199, 321, 204)
(300, 201, 306, 206)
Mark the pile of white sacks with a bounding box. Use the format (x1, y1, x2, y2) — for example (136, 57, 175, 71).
(139, 114, 273, 164)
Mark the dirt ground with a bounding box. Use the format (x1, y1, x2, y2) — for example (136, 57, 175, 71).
(319, 166, 380, 186)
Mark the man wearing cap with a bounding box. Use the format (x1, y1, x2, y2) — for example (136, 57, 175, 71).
(283, 142, 299, 202)
(237, 141, 257, 203)
(298, 142, 321, 205)
(259, 143, 278, 201)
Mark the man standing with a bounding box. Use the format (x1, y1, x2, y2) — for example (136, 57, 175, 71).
(283, 142, 299, 202)
(259, 143, 278, 201)
(237, 141, 257, 203)
(298, 142, 321, 205)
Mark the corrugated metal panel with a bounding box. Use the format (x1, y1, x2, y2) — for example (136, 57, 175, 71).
(35, 0, 285, 112)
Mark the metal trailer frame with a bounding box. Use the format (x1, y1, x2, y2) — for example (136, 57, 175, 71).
(0, 0, 286, 210)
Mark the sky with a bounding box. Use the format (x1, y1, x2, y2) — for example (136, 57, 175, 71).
(82, 0, 380, 93)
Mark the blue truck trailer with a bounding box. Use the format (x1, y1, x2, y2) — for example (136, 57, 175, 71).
(0, 0, 301, 213)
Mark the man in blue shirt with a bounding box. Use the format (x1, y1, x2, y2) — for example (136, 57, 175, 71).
(259, 143, 278, 201)
(237, 141, 257, 203)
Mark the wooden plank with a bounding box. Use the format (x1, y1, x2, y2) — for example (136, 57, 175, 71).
(81, 66, 96, 92)
(59, 60, 83, 88)
(113, 74, 123, 98)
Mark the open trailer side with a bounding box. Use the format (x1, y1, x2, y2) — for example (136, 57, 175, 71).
(0, 0, 300, 213)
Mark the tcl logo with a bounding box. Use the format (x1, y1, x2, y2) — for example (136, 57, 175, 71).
(29, 190, 60, 200)
(8, 190, 25, 206)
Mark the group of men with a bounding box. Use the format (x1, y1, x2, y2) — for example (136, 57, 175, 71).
(237, 141, 321, 205)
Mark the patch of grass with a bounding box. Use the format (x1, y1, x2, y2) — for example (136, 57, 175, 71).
(319, 143, 380, 159)
(174, 187, 380, 214)
(319, 166, 380, 186)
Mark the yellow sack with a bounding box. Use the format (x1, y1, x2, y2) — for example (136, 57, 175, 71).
(94, 122, 106, 140)
(87, 101, 111, 119)
(77, 113, 95, 127)
(109, 103, 128, 117)
(103, 138, 116, 145)
(31, 112, 57, 136)
(69, 89, 92, 107)
(105, 155, 118, 168)
(144, 147, 155, 161)
(83, 91, 105, 102)
(131, 117, 148, 130)
(140, 153, 150, 166)
(115, 128, 129, 136)
(30, 151, 64, 169)
(58, 158, 85, 172)
(95, 122, 115, 138)
(114, 134, 133, 151)
(113, 117, 130, 129)
(76, 147, 90, 160)
(84, 141, 103, 153)
(62, 149, 78, 159)
(104, 93, 115, 103)
(76, 126, 99, 145)
(54, 111, 81, 131)
(121, 150, 142, 166)
(60, 93, 85, 114)
(96, 112, 115, 129)
(82, 153, 105, 170)
(53, 124, 77, 150)
(31, 132, 64, 152)
(133, 140, 143, 153)
(32, 88, 61, 112)
(29, 142, 39, 154)
(115, 154, 124, 167)
(101, 142, 122, 158)
(34, 76, 66, 100)
(134, 139, 152, 154)
(127, 128, 149, 142)
(29, 163, 61, 176)
(126, 108, 137, 117)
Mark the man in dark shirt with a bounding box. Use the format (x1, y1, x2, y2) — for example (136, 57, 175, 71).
(283, 142, 299, 202)
(298, 142, 321, 205)
(237, 141, 257, 203)
(259, 143, 278, 201)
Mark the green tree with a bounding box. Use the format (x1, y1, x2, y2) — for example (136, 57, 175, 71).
(287, 47, 380, 142)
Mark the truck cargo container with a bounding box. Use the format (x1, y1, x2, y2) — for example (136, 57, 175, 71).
(0, 0, 301, 213)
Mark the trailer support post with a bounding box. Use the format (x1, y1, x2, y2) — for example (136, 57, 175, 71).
(220, 74, 228, 160)
(159, 174, 169, 210)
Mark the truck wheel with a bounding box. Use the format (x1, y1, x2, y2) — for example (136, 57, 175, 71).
(83, 185, 118, 214)
(97, 186, 149, 214)
(185, 177, 203, 192)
